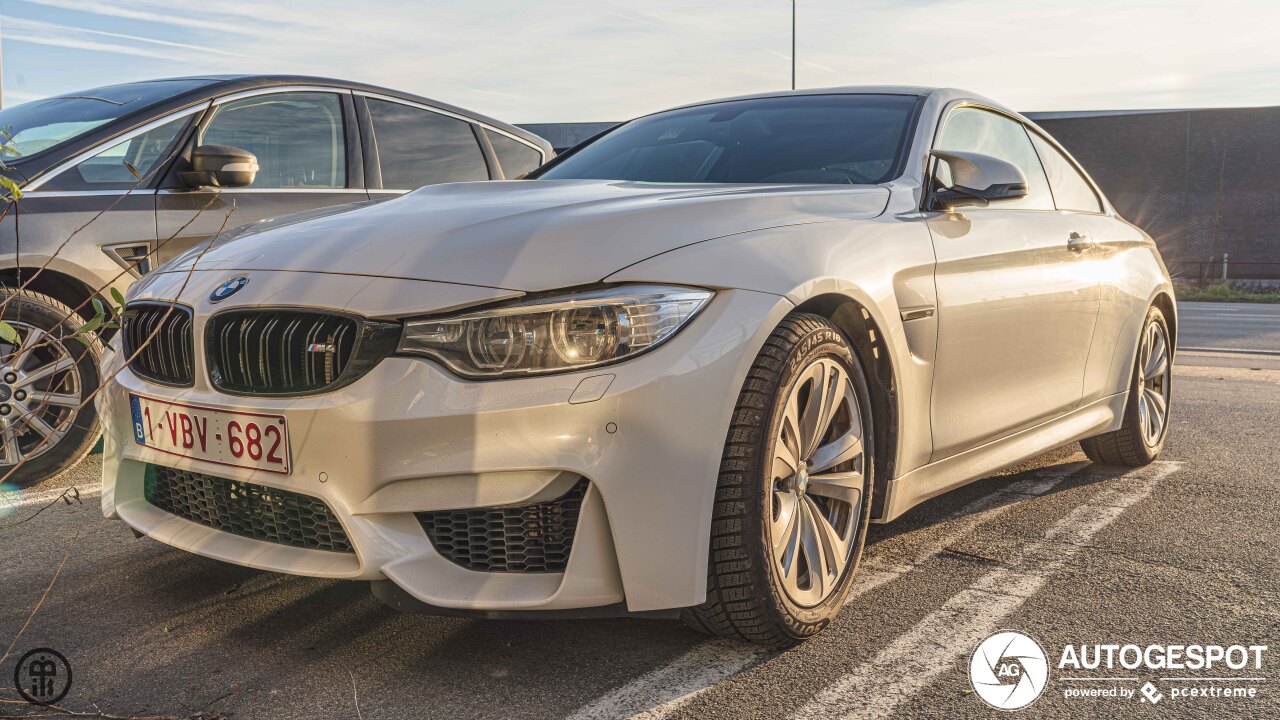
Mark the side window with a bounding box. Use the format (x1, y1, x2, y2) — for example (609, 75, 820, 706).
(1029, 132, 1103, 213)
(485, 130, 543, 179)
(367, 99, 488, 189)
(934, 107, 1052, 211)
(41, 114, 191, 191)
(201, 92, 346, 188)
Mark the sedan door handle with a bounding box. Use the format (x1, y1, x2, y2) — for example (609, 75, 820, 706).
(1067, 232, 1094, 253)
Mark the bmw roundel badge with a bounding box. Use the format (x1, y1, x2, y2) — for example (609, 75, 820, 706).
(209, 275, 249, 303)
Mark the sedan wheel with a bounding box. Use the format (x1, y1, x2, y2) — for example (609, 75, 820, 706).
(0, 289, 103, 488)
(685, 313, 874, 646)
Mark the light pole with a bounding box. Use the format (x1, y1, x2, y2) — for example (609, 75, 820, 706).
(790, 0, 796, 90)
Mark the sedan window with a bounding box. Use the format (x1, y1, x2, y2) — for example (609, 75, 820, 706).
(485, 129, 544, 179)
(40, 114, 192, 192)
(201, 92, 347, 189)
(537, 94, 918, 185)
(0, 78, 211, 161)
(367, 99, 489, 189)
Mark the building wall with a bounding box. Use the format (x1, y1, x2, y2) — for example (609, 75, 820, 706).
(1032, 107, 1280, 277)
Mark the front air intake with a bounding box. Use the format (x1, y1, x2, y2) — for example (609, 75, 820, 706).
(417, 478, 589, 573)
(144, 464, 353, 553)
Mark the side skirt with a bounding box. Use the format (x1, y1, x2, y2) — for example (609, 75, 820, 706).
(876, 392, 1127, 522)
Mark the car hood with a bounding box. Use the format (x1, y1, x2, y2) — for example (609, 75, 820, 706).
(160, 179, 890, 291)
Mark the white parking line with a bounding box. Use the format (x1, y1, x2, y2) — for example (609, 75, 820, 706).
(566, 640, 768, 720)
(566, 460, 1090, 720)
(0, 481, 102, 511)
(847, 460, 1089, 601)
(791, 461, 1181, 720)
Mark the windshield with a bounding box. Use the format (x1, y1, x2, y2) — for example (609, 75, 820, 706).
(0, 79, 212, 161)
(537, 94, 919, 185)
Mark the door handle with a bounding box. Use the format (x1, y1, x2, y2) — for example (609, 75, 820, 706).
(1067, 232, 1093, 253)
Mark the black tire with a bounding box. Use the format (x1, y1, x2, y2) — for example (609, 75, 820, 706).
(1080, 305, 1171, 466)
(0, 287, 103, 487)
(683, 313, 874, 647)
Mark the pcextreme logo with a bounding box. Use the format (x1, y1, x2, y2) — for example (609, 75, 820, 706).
(970, 632, 1268, 710)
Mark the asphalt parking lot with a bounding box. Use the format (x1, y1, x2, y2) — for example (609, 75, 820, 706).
(2, 301, 1277, 719)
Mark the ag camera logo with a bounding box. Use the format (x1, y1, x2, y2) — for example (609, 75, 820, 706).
(970, 630, 1050, 711)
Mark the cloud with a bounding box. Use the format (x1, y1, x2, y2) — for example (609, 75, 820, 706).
(6, 0, 1279, 120)
(2, 14, 247, 57)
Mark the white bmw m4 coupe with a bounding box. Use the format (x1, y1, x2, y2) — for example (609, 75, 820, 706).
(101, 87, 1175, 646)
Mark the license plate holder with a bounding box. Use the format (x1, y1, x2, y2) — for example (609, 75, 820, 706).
(130, 393, 291, 474)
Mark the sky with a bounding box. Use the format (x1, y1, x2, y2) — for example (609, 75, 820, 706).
(2, 0, 1279, 123)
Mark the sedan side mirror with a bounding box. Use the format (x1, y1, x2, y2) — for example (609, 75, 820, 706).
(930, 150, 1027, 209)
(180, 144, 259, 189)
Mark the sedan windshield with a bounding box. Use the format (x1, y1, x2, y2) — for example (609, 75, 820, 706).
(0, 79, 212, 161)
(537, 94, 919, 185)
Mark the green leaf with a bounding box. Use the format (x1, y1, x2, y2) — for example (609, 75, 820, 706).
(74, 315, 104, 336)
(0, 176, 22, 201)
(0, 321, 20, 345)
(92, 297, 106, 318)
(111, 287, 126, 307)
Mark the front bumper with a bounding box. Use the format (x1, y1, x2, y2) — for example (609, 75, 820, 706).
(101, 273, 788, 612)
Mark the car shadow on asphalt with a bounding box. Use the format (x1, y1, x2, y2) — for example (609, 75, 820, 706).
(866, 448, 1135, 548)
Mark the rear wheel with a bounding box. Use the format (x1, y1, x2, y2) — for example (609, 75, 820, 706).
(0, 288, 102, 488)
(683, 313, 874, 646)
(1080, 305, 1171, 466)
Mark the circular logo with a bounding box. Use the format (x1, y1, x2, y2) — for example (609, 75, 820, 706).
(970, 630, 1049, 711)
(13, 648, 72, 706)
(209, 275, 249, 303)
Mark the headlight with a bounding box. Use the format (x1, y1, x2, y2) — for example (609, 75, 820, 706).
(398, 284, 713, 378)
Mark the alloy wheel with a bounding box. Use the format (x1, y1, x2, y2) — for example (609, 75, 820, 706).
(1136, 319, 1171, 447)
(768, 357, 866, 607)
(0, 323, 82, 467)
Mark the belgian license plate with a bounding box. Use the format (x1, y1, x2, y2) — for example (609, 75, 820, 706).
(129, 393, 291, 474)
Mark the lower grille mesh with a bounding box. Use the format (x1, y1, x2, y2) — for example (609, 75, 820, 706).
(144, 465, 353, 553)
(417, 478, 588, 572)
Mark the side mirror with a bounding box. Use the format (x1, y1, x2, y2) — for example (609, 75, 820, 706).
(930, 150, 1027, 209)
(180, 144, 258, 188)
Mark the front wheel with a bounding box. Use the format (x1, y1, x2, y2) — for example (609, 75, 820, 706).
(683, 313, 874, 646)
(0, 288, 103, 488)
(1080, 305, 1171, 466)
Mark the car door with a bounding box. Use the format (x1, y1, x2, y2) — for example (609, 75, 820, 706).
(18, 108, 205, 283)
(154, 88, 367, 266)
(925, 106, 1101, 461)
(356, 94, 492, 196)
(1025, 129, 1136, 405)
